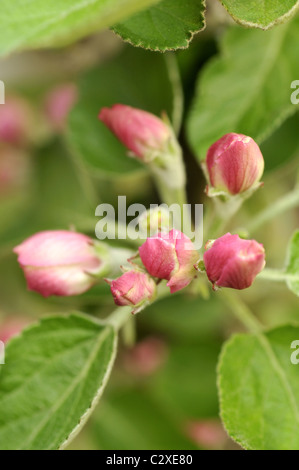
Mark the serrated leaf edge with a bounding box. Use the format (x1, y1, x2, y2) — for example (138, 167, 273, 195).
(221, 0, 299, 30)
(1, 311, 118, 450)
(217, 325, 299, 450)
(111, 0, 207, 52)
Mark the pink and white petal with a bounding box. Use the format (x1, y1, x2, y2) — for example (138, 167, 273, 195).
(14, 231, 95, 267)
(22, 265, 95, 297)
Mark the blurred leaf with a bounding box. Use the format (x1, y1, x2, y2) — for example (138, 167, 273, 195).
(0, 313, 117, 450)
(67, 48, 176, 176)
(142, 293, 224, 341)
(221, 0, 299, 29)
(0, 140, 94, 258)
(187, 17, 299, 160)
(260, 112, 299, 172)
(286, 230, 299, 296)
(151, 341, 220, 419)
(0, 0, 161, 56)
(218, 325, 299, 450)
(113, 0, 205, 51)
(91, 387, 197, 450)
(31, 140, 95, 230)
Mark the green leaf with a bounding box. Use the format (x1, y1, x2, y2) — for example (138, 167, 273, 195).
(221, 0, 299, 29)
(218, 325, 299, 450)
(151, 342, 220, 420)
(67, 47, 177, 176)
(90, 387, 197, 450)
(260, 112, 299, 172)
(286, 230, 299, 296)
(142, 293, 224, 340)
(113, 0, 206, 51)
(187, 17, 299, 161)
(0, 313, 117, 450)
(0, 0, 161, 56)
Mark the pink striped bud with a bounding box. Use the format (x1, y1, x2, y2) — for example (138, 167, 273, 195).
(0, 97, 31, 145)
(139, 229, 199, 293)
(206, 133, 264, 195)
(14, 230, 102, 297)
(203, 233, 265, 290)
(44, 83, 78, 131)
(108, 271, 156, 310)
(99, 104, 171, 161)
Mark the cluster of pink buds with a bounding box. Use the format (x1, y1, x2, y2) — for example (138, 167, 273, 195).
(13, 105, 267, 315)
(14, 229, 265, 310)
(106, 229, 200, 313)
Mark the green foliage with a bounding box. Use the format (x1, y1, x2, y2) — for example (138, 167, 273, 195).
(187, 17, 299, 160)
(0, 0, 160, 55)
(113, 0, 205, 51)
(286, 230, 299, 296)
(151, 342, 220, 420)
(221, 0, 299, 29)
(143, 293, 224, 340)
(91, 387, 197, 450)
(218, 325, 299, 450)
(67, 48, 177, 176)
(0, 313, 117, 450)
(260, 112, 299, 172)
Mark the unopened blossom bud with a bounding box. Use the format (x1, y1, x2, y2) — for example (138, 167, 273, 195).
(14, 230, 103, 297)
(139, 229, 199, 294)
(203, 233, 265, 290)
(44, 83, 78, 131)
(0, 97, 31, 145)
(108, 271, 156, 310)
(99, 104, 171, 161)
(138, 206, 173, 237)
(206, 133, 264, 195)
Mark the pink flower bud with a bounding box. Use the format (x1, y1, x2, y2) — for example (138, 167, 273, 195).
(44, 83, 78, 131)
(206, 133, 264, 195)
(14, 231, 101, 297)
(203, 233, 265, 290)
(99, 104, 171, 161)
(139, 229, 199, 293)
(0, 97, 31, 145)
(108, 271, 156, 309)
